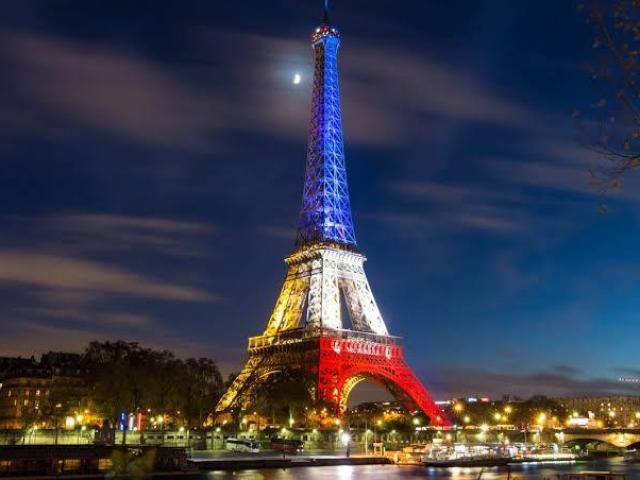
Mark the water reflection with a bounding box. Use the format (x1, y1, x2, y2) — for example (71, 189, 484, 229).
(204, 459, 640, 480)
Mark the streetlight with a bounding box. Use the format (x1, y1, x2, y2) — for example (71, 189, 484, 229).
(365, 429, 371, 456)
(375, 419, 383, 443)
(412, 417, 421, 443)
(214, 427, 221, 449)
(341, 432, 352, 457)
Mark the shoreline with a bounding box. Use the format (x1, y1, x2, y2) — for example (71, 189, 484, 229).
(0, 444, 624, 478)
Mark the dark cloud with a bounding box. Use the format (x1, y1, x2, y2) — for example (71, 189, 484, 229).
(0, 212, 223, 359)
(0, 31, 225, 150)
(427, 366, 640, 399)
(380, 181, 526, 234)
(0, 28, 544, 152)
(0, 319, 244, 366)
(0, 251, 216, 301)
(45, 213, 216, 257)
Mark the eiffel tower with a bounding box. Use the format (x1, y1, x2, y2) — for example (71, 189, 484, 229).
(216, 2, 448, 426)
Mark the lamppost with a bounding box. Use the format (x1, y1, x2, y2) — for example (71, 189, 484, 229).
(364, 428, 372, 456)
(215, 426, 221, 450)
(362, 416, 371, 456)
(412, 417, 421, 443)
(341, 431, 352, 458)
(254, 411, 260, 437)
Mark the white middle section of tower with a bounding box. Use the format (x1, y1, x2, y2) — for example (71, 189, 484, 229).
(263, 246, 389, 336)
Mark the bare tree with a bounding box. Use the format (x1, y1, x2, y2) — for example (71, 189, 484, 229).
(578, 0, 640, 194)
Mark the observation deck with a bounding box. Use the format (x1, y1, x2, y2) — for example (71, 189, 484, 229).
(248, 326, 401, 352)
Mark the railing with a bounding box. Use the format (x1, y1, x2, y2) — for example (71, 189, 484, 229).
(248, 326, 401, 350)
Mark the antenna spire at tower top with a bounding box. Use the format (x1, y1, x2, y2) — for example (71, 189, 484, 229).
(322, 0, 330, 24)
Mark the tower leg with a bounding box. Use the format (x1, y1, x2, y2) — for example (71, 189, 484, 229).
(317, 336, 449, 426)
(215, 356, 262, 413)
(381, 360, 448, 426)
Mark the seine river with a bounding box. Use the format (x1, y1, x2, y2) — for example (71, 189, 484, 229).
(203, 458, 640, 479)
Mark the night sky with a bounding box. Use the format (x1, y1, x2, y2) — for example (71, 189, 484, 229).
(1, 0, 639, 402)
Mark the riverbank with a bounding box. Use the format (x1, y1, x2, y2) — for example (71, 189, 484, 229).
(0, 445, 189, 477)
(0, 444, 614, 478)
(0, 445, 392, 477)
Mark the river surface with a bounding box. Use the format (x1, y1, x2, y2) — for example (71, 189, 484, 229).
(203, 458, 640, 479)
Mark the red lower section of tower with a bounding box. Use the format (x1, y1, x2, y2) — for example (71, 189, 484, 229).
(316, 336, 450, 427)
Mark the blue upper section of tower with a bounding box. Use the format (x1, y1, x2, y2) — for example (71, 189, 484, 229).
(295, 17, 357, 250)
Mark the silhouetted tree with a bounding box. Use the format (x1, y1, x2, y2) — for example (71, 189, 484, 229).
(82, 341, 223, 431)
(84, 341, 142, 428)
(249, 368, 314, 425)
(182, 358, 224, 427)
(40, 378, 83, 443)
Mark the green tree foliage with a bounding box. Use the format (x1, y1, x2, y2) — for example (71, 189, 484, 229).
(83, 341, 223, 428)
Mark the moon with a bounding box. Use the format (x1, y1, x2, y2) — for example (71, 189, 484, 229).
(293, 73, 302, 85)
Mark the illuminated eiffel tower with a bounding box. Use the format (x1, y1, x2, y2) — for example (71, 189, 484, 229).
(216, 2, 448, 426)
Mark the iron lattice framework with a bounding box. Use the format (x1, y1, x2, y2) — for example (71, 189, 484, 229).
(216, 11, 448, 427)
(296, 24, 356, 248)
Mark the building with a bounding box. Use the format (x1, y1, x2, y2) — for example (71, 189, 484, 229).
(0, 353, 86, 429)
(557, 396, 640, 428)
